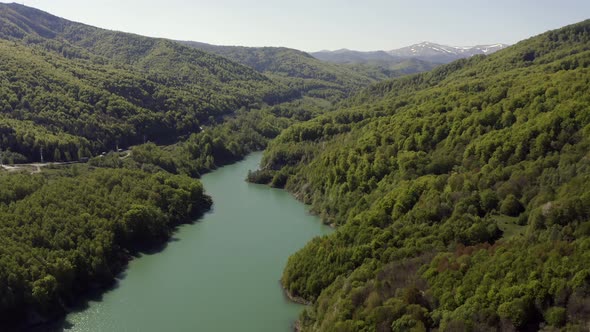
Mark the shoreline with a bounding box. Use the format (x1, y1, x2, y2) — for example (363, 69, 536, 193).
(283, 286, 312, 306)
(282, 285, 309, 332)
(11, 206, 212, 332)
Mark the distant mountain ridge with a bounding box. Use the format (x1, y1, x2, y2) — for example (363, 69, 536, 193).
(177, 40, 437, 96)
(312, 41, 509, 65)
(388, 41, 509, 63)
(311, 49, 402, 64)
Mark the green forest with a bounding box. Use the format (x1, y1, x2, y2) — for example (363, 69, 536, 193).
(1, 2, 590, 331)
(0, 2, 391, 328)
(251, 20, 590, 331)
(0, 3, 386, 165)
(0, 166, 212, 325)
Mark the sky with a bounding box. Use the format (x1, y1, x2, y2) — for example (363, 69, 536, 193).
(14, 0, 590, 51)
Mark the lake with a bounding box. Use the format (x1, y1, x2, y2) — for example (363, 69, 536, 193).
(61, 152, 332, 332)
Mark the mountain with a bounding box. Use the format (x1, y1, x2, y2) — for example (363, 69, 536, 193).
(388, 41, 509, 63)
(252, 20, 590, 331)
(0, 3, 405, 165)
(178, 40, 380, 100)
(312, 42, 508, 66)
(4, 3, 587, 331)
(0, 3, 378, 327)
(0, 2, 432, 168)
(178, 41, 435, 100)
(0, 3, 300, 162)
(0, 3, 266, 327)
(308, 48, 438, 76)
(310, 48, 401, 64)
(0, 4, 437, 326)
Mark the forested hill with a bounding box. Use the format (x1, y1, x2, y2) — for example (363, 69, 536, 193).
(0, 2, 446, 166)
(178, 41, 434, 98)
(0, 4, 266, 327)
(0, 3, 299, 162)
(179, 40, 367, 80)
(0, 5, 432, 327)
(252, 20, 590, 330)
(0, 3, 416, 164)
(0, 3, 268, 83)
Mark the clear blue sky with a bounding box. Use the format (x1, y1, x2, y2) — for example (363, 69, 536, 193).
(17, 0, 590, 51)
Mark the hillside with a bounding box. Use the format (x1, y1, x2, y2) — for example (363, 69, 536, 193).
(311, 49, 400, 64)
(0, 2, 417, 165)
(0, 3, 303, 162)
(313, 42, 508, 65)
(252, 20, 590, 331)
(179, 41, 430, 98)
(0, 3, 423, 327)
(0, 3, 429, 327)
(389, 41, 509, 63)
(310, 48, 438, 79)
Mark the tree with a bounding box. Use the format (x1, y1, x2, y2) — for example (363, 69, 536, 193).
(500, 194, 524, 216)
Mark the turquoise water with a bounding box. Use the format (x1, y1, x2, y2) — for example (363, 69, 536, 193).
(62, 152, 331, 332)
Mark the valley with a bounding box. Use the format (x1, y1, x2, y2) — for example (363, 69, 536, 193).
(50, 153, 332, 332)
(0, 2, 589, 331)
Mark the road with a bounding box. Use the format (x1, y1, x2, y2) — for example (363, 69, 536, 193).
(0, 150, 131, 174)
(1, 161, 79, 173)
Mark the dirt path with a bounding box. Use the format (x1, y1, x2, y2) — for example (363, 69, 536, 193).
(0, 150, 132, 174)
(1, 162, 78, 174)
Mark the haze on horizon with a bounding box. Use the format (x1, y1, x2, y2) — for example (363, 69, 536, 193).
(12, 0, 590, 51)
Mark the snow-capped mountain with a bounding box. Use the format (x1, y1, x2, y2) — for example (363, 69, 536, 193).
(388, 42, 508, 63)
(311, 42, 508, 66)
(464, 44, 508, 55)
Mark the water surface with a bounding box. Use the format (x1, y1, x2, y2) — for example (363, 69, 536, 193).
(63, 152, 331, 332)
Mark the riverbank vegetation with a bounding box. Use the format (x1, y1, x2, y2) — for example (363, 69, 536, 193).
(0, 3, 400, 328)
(2, 2, 590, 331)
(0, 166, 211, 326)
(252, 20, 590, 330)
